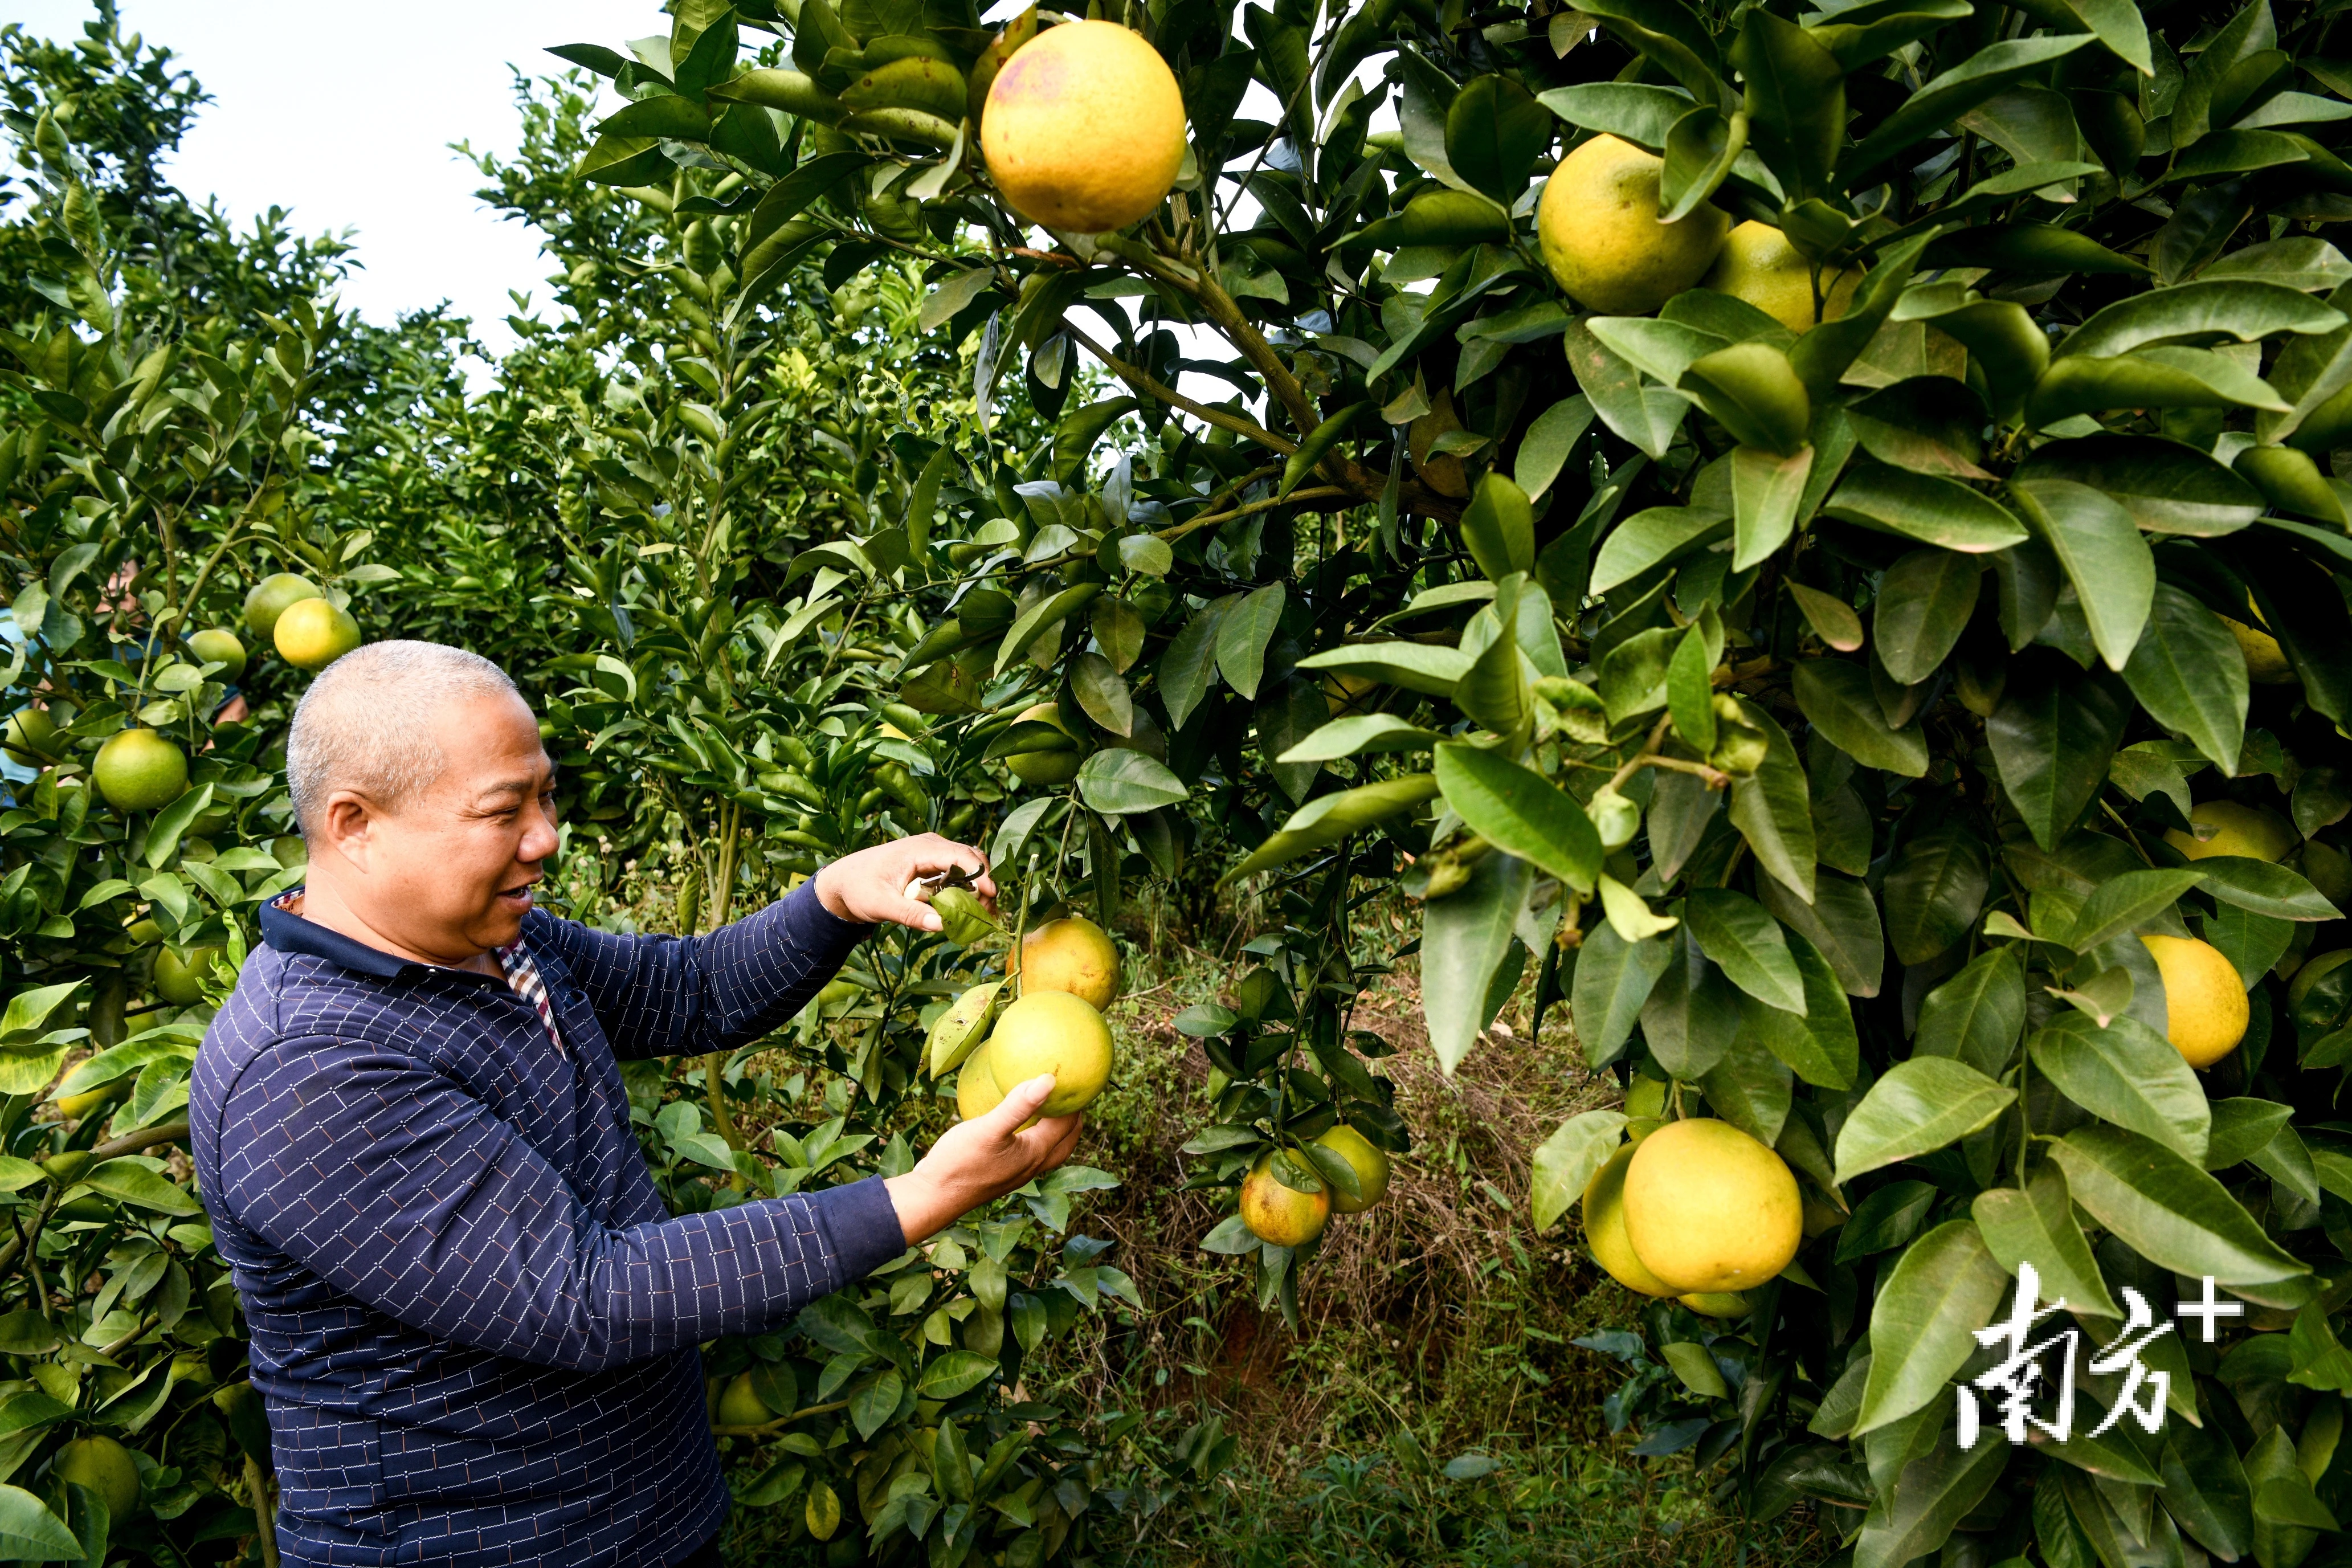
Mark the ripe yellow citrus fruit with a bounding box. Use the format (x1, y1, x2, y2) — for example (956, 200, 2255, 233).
(2141, 934, 2249, 1068)
(2, 707, 60, 766)
(1582, 1145, 1677, 1297)
(1012, 915, 1122, 1009)
(153, 946, 220, 1006)
(243, 573, 322, 638)
(717, 1372, 773, 1427)
(956, 1043, 1003, 1121)
(1681, 1292, 1751, 1318)
(1702, 221, 1863, 334)
(93, 728, 187, 811)
(981, 21, 1186, 234)
(273, 596, 361, 672)
(54, 1081, 124, 1120)
(54, 1434, 140, 1520)
(1620, 1118, 1802, 1293)
(1313, 1122, 1391, 1214)
(1005, 701, 1081, 788)
(1537, 134, 1730, 315)
(1321, 672, 1379, 717)
(985, 989, 1114, 1116)
(2163, 799, 2297, 863)
(1240, 1152, 1330, 1248)
(186, 627, 247, 681)
(2223, 594, 2296, 684)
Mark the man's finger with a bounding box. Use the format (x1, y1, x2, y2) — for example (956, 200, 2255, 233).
(985, 1073, 1056, 1138)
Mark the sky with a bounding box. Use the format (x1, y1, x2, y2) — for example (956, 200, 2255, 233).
(13, 0, 650, 365)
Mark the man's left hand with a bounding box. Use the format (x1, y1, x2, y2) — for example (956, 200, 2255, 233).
(812, 834, 997, 931)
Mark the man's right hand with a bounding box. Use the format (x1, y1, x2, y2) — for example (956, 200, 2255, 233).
(883, 1075, 1081, 1245)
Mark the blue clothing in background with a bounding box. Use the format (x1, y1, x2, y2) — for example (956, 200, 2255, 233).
(191, 882, 905, 1568)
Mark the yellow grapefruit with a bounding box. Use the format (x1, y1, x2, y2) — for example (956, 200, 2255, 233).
(1681, 1292, 1752, 1318)
(1313, 1122, 1391, 1214)
(1240, 1152, 1330, 1248)
(243, 573, 321, 638)
(982, 22, 1186, 234)
(273, 596, 361, 671)
(1620, 1118, 1802, 1293)
(2223, 594, 2296, 684)
(1537, 134, 1729, 315)
(2141, 934, 2249, 1068)
(1702, 221, 1862, 333)
(93, 729, 187, 811)
(1582, 1145, 1677, 1297)
(1004, 701, 1081, 788)
(2163, 799, 2296, 863)
(984, 990, 1113, 1116)
(1012, 915, 1121, 1009)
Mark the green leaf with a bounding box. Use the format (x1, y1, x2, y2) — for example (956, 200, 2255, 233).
(1052, 398, 1140, 485)
(2028, 1011, 2211, 1162)
(1069, 652, 1132, 737)
(2008, 479, 2154, 672)
(80, 1162, 199, 1215)
(0, 1485, 80, 1559)
(2026, 348, 2291, 426)
(1823, 463, 2030, 552)
(1883, 820, 1989, 965)
(1563, 317, 1692, 459)
(1851, 1431, 2010, 1568)
(996, 583, 1102, 675)
(143, 782, 215, 869)
(916, 1350, 999, 1399)
(2047, 1123, 2312, 1291)
(1971, 1163, 2122, 1321)
(1872, 548, 1980, 686)
(1445, 74, 1553, 205)
(1916, 949, 2026, 1076)
(2287, 1300, 2352, 1393)
(1662, 1340, 1730, 1399)
(1569, 923, 1672, 1067)
(1660, 102, 1748, 222)
(1986, 655, 2131, 851)
(1530, 1110, 1628, 1232)
(2121, 583, 2249, 772)
(1589, 506, 1730, 595)
(1422, 852, 1532, 1073)
(2192, 856, 2342, 920)
(1074, 749, 1188, 816)
(1839, 35, 2093, 185)
(1158, 597, 1232, 730)
(1577, 0, 1732, 108)
(851, 1369, 905, 1439)
(1738, 925, 1859, 1088)
(1536, 83, 1695, 150)
(1684, 889, 1804, 1012)
(2161, 1422, 2256, 1563)
(1640, 928, 1742, 1079)
(1216, 581, 1285, 701)
(1297, 643, 1473, 697)
(1275, 714, 1450, 762)
(1833, 1058, 2016, 1184)
(1432, 745, 1600, 895)
(1702, 1031, 1794, 1146)
(2054, 279, 2346, 360)
(1732, 10, 1842, 199)
(1792, 659, 1927, 777)
(1730, 444, 1813, 571)
(1459, 472, 1536, 582)
(2016, 434, 2264, 537)
(1852, 1219, 2011, 1435)
(2067, 867, 2207, 952)
(1761, 871, 1885, 998)
(1278, 402, 1369, 501)
(1219, 774, 1440, 884)
(1725, 700, 1816, 904)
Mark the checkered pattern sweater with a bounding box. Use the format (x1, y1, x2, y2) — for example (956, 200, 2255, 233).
(191, 882, 904, 1568)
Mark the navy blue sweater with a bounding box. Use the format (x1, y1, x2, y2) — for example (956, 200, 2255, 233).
(191, 883, 906, 1567)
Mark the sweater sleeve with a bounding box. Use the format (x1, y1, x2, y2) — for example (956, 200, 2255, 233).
(212, 1034, 906, 1370)
(530, 879, 872, 1063)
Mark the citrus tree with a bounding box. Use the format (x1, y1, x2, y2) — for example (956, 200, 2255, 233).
(575, 0, 2352, 1561)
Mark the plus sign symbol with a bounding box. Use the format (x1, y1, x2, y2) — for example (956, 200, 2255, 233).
(2175, 1276, 2245, 1343)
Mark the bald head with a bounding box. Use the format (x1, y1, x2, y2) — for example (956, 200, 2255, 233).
(285, 640, 522, 843)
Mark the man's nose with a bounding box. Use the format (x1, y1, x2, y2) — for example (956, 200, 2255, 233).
(519, 800, 560, 863)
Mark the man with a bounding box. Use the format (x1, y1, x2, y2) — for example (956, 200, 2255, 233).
(191, 640, 1079, 1567)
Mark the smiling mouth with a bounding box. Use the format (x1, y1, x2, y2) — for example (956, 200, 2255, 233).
(496, 883, 537, 908)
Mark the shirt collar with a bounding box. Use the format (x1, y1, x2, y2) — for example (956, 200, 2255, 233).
(259, 888, 428, 981)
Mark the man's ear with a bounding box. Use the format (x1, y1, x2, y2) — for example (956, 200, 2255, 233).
(316, 793, 376, 872)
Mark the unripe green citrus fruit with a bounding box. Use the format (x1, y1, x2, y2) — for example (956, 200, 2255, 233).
(243, 573, 322, 638)
(1011, 915, 1121, 1010)
(985, 989, 1113, 1116)
(717, 1373, 773, 1427)
(186, 627, 247, 681)
(273, 596, 361, 672)
(2, 707, 60, 766)
(1313, 1122, 1391, 1214)
(1240, 1152, 1330, 1248)
(1620, 1118, 1802, 1293)
(153, 946, 220, 1006)
(53, 1435, 140, 1520)
(93, 728, 187, 811)
(1004, 701, 1081, 787)
(2141, 934, 2249, 1068)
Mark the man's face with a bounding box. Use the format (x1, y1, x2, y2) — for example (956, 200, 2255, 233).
(344, 692, 559, 963)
